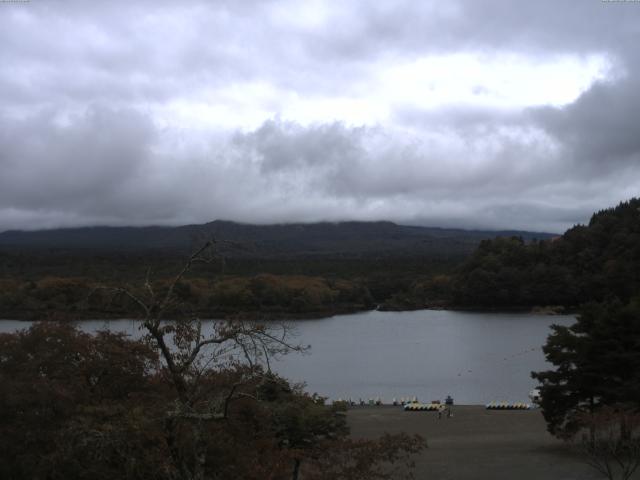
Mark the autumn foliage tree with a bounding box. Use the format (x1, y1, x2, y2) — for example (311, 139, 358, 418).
(0, 241, 425, 480)
(0, 322, 163, 479)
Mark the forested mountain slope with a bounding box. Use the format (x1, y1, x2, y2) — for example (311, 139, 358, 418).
(0, 220, 554, 258)
(452, 198, 640, 308)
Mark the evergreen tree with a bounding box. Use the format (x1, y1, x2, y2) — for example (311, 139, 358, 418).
(453, 197, 640, 309)
(532, 298, 640, 437)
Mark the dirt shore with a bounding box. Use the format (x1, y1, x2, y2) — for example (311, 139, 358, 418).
(347, 405, 611, 480)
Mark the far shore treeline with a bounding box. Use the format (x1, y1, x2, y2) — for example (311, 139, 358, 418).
(0, 198, 638, 320)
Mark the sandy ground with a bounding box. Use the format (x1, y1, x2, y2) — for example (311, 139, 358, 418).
(347, 405, 616, 480)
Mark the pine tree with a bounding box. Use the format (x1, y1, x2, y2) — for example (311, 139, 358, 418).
(532, 298, 640, 438)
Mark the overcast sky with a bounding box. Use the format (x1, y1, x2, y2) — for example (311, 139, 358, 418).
(1, 0, 639, 233)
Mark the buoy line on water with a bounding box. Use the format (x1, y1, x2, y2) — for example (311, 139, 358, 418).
(454, 346, 541, 378)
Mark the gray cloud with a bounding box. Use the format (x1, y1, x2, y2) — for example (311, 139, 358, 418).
(532, 77, 640, 170)
(1, 0, 639, 233)
(2, 110, 635, 233)
(0, 106, 152, 205)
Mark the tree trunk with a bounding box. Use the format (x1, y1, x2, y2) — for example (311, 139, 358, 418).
(589, 396, 596, 446)
(193, 420, 208, 480)
(292, 458, 301, 480)
(165, 416, 192, 480)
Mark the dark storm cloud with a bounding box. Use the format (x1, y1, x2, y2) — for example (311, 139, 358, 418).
(0, 110, 566, 231)
(232, 119, 552, 197)
(0, 0, 639, 232)
(532, 77, 640, 170)
(233, 120, 365, 174)
(294, 0, 636, 68)
(0, 107, 151, 204)
(0, 106, 165, 223)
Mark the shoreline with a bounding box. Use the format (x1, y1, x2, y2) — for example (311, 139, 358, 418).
(0, 304, 576, 322)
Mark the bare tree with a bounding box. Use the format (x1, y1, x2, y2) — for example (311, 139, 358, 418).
(105, 240, 306, 480)
(577, 406, 640, 480)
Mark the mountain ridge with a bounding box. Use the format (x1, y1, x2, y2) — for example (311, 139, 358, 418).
(0, 220, 557, 258)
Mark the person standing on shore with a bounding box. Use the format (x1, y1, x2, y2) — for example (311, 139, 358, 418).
(445, 395, 454, 418)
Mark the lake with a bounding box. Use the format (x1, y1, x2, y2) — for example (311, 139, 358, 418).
(0, 309, 574, 405)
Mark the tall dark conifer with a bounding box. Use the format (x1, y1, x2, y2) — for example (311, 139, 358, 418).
(532, 298, 640, 437)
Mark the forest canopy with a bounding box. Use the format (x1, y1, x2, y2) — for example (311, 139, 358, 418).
(452, 198, 640, 309)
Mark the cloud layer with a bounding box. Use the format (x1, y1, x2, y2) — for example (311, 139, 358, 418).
(1, 0, 639, 233)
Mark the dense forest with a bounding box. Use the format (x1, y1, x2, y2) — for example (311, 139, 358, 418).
(0, 253, 458, 320)
(452, 198, 640, 309)
(0, 221, 546, 319)
(0, 220, 553, 254)
(2, 200, 640, 318)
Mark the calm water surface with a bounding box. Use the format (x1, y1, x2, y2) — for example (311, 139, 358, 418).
(1, 310, 574, 405)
